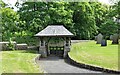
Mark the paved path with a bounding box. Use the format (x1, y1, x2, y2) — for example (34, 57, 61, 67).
(37, 55, 102, 73)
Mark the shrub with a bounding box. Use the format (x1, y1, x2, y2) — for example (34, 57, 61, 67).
(7, 38, 15, 50)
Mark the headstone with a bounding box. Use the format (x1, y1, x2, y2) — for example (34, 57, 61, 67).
(96, 33, 103, 44)
(101, 39, 107, 46)
(95, 36, 97, 41)
(112, 33, 119, 44)
(110, 35, 113, 41)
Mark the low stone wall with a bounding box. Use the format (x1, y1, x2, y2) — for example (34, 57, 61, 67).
(16, 44, 28, 50)
(0, 42, 17, 50)
(35, 54, 41, 63)
(71, 40, 90, 44)
(0, 42, 28, 50)
(28, 46, 39, 51)
(65, 55, 120, 74)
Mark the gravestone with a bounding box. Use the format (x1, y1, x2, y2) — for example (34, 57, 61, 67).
(112, 33, 119, 44)
(96, 33, 103, 44)
(95, 36, 97, 41)
(110, 35, 113, 40)
(101, 39, 107, 46)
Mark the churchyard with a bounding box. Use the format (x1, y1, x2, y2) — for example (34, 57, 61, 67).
(0, 33, 119, 73)
(0, 0, 120, 74)
(69, 40, 118, 71)
(69, 33, 119, 71)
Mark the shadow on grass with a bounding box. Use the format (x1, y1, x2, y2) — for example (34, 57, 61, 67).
(110, 44, 119, 45)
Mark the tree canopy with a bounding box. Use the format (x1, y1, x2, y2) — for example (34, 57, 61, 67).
(1, 1, 119, 45)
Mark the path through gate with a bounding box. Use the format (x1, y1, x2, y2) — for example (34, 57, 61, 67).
(49, 46, 64, 57)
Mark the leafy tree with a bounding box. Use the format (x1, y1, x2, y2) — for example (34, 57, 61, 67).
(18, 2, 49, 33)
(117, 1, 120, 34)
(18, 2, 74, 33)
(100, 1, 119, 39)
(7, 38, 15, 50)
(1, 7, 19, 41)
(47, 2, 73, 30)
(1, 1, 118, 44)
(100, 19, 118, 39)
(0, 0, 6, 41)
(0, 0, 6, 9)
(90, 2, 109, 32)
(73, 2, 97, 39)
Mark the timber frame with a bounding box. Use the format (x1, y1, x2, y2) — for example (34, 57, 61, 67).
(35, 25, 74, 58)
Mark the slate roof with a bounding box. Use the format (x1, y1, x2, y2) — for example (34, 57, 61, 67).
(35, 25, 74, 37)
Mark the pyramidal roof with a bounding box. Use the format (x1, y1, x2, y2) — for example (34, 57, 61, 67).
(35, 25, 74, 37)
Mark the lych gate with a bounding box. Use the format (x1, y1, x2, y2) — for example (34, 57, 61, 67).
(35, 25, 74, 58)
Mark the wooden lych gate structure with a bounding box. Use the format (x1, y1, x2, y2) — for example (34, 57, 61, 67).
(35, 25, 74, 58)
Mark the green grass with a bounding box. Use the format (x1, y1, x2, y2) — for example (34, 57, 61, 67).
(0, 50, 43, 73)
(69, 40, 118, 71)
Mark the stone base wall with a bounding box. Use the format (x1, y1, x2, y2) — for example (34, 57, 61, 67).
(39, 47, 47, 57)
(0, 42, 16, 50)
(16, 44, 28, 50)
(0, 42, 28, 50)
(28, 46, 39, 51)
(64, 47, 70, 58)
(65, 55, 120, 74)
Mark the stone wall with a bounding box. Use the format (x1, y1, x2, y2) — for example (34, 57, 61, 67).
(28, 46, 39, 51)
(0, 42, 28, 50)
(16, 44, 28, 50)
(39, 46, 47, 57)
(0, 42, 17, 50)
(65, 55, 120, 74)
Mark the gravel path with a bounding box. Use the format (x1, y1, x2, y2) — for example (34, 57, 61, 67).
(37, 55, 102, 73)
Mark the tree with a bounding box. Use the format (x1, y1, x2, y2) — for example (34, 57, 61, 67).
(73, 2, 97, 39)
(100, 19, 118, 38)
(0, 0, 6, 9)
(18, 2, 49, 33)
(18, 2, 74, 33)
(47, 2, 73, 30)
(90, 2, 109, 32)
(1, 7, 19, 41)
(99, 1, 119, 39)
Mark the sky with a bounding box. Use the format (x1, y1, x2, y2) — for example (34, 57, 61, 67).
(3, 0, 111, 4)
(3, 0, 18, 11)
(3, 0, 112, 5)
(2, 0, 114, 11)
(3, 0, 17, 6)
(99, 0, 111, 4)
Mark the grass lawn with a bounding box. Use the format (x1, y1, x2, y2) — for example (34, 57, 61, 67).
(0, 50, 43, 73)
(69, 40, 118, 71)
